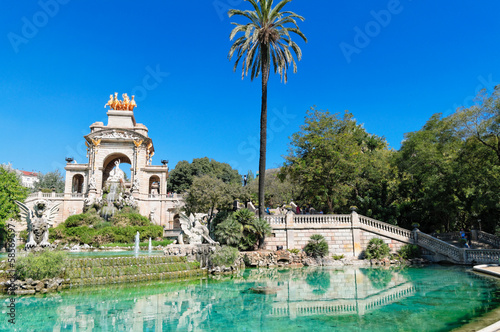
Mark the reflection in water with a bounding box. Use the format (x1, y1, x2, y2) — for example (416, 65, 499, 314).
(2, 266, 500, 331)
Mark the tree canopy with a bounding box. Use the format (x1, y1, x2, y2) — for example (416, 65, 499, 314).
(35, 170, 65, 193)
(168, 157, 241, 193)
(0, 166, 29, 244)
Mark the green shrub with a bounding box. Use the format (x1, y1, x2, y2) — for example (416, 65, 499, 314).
(332, 254, 345, 260)
(304, 234, 329, 258)
(110, 212, 151, 227)
(65, 213, 101, 228)
(210, 246, 239, 267)
(49, 225, 163, 245)
(15, 251, 67, 280)
(287, 248, 300, 254)
(215, 217, 243, 246)
(365, 238, 390, 260)
(398, 244, 420, 259)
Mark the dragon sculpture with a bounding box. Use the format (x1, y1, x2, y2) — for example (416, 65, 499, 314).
(15, 200, 60, 249)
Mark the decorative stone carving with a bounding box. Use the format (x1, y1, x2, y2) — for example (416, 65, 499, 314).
(178, 214, 218, 245)
(88, 176, 96, 190)
(93, 130, 140, 140)
(132, 177, 140, 191)
(15, 200, 60, 249)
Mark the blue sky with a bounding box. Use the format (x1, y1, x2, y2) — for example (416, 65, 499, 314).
(2, 0, 500, 176)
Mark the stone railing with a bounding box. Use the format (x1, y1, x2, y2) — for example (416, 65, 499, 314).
(416, 231, 500, 264)
(26, 191, 66, 202)
(264, 215, 286, 225)
(416, 232, 463, 263)
(465, 249, 500, 264)
(477, 231, 500, 249)
(294, 214, 351, 225)
(358, 215, 413, 239)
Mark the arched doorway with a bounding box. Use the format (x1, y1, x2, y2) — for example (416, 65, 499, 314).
(149, 175, 160, 196)
(102, 153, 132, 187)
(72, 174, 84, 193)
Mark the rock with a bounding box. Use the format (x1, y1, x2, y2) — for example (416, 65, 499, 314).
(14, 289, 35, 295)
(35, 281, 44, 292)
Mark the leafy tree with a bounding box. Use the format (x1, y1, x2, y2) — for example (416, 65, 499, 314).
(0, 166, 29, 245)
(228, 0, 307, 217)
(184, 175, 240, 222)
(451, 86, 500, 164)
(35, 170, 65, 193)
(247, 168, 300, 208)
(282, 108, 387, 213)
(168, 157, 241, 193)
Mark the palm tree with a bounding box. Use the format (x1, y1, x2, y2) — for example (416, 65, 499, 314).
(228, 0, 307, 217)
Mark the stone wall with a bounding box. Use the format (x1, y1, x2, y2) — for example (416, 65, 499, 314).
(264, 212, 413, 258)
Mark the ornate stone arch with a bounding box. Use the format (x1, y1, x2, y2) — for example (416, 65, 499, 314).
(101, 153, 132, 185)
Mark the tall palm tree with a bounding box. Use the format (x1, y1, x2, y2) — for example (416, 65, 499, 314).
(228, 0, 307, 218)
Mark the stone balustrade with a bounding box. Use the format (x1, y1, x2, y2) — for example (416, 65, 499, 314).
(415, 230, 500, 264)
(358, 215, 413, 239)
(477, 231, 500, 249)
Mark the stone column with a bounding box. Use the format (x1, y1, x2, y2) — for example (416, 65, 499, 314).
(286, 213, 295, 250)
(351, 211, 362, 258)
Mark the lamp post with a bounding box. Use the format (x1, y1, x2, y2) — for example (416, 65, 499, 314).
(243, 174, 247, 186)
(65, 157, 74, 163)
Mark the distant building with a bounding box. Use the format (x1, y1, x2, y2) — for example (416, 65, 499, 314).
(18, 170, 40, 188)
(0, 164, 40, 189)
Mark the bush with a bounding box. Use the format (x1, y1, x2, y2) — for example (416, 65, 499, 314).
(215, 217, 243, 246)
(365, 238, 390, 260)
(398, 244, 420, 260)
(49, 225, 163, 246)
(15, 251, 67, 280)
(210, 246, 239, 267)
(287, 248, 300, 254)
(64, 213, 101, 228)
(332, 254, 345, 260)
(304, 234, 329, 258)
(111, 212, 151, 227)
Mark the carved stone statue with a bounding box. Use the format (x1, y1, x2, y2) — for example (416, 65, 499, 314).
(15, 200, 60, 249)
(178, 214, 218, 245)
(88, 176, 96, 190)
(132, 177, 140, 191)
(109, 159, 124, 181)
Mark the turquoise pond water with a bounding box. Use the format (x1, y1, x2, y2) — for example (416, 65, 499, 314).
(2, 265, 500, 331)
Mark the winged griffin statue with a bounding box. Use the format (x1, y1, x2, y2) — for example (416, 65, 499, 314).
(178, 213, 218, 245)
(15, 200, 60, 249)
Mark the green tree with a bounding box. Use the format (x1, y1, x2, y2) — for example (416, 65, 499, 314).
(228, 0, 307, 217)
(247, 168, 300, 208)
(451, 86, 500, 164)
(184, 175, 240, 222)
(168, 157, 241, 193)
(0, 166, 29, 244)
(35, 170, 65, 193)
(282, 108, 387, 213)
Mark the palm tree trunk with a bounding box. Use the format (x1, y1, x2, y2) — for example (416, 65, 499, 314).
(258, 45, 270, 218)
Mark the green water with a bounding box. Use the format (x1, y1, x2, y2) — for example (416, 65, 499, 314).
(2, 265, 500, 331)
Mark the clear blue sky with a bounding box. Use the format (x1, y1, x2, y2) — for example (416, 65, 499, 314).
(2, 0, 500, 176)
